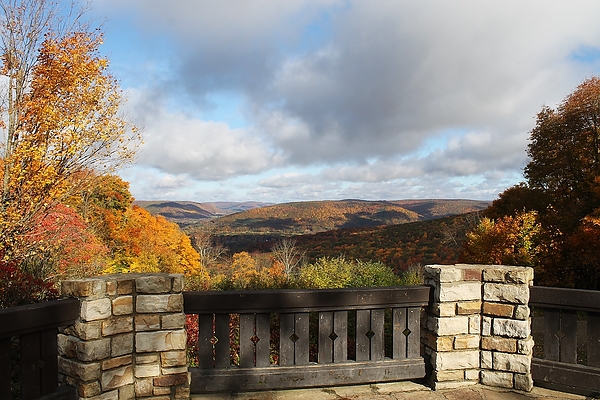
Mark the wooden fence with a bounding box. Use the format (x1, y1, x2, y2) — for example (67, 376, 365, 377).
(0, 298, 80, 400)
(529, 286, 600, 395)
(183, 286, 430, 393)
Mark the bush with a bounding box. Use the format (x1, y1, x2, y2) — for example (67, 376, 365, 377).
(0, 259, 58, 308)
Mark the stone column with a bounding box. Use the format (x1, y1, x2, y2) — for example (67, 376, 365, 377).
(422, 264, 534, 391)
(58, 273, 190, 400)
(480, 266, 534, 391)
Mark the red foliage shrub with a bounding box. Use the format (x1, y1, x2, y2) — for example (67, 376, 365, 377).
(0, 258, 58, 308)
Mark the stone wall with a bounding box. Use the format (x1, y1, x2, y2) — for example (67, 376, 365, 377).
(58, 273, 189, 400)
(422, 264, 534, 391)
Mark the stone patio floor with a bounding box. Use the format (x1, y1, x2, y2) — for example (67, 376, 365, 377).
(191, 381, 598, 400)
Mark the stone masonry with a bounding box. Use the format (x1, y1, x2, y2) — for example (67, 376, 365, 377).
(422, 264, 534, 391)
(58, 273, 189, 400)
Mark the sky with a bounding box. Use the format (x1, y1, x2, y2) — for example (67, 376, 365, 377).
(80, 0, 600, 203)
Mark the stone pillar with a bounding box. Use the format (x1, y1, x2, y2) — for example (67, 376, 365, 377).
(58, 273, 190, 400)
(422, 264, 534, 391)
(480, 266, 534, 391)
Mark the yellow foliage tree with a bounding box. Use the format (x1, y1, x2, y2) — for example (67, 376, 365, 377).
(0, 2, 139, 265)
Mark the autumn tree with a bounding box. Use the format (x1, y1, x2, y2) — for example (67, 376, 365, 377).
(0, 1, 139, 266)
(271, 237, 305, 277)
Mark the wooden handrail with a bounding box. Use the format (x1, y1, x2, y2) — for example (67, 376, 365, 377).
(529, 286, 600, 313)
(0, 298, 80, 338)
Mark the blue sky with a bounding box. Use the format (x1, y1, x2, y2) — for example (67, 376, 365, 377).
(80, 0, 600, 203)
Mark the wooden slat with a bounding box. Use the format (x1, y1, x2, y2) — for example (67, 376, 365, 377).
(530, 286, 600, 313)
(588, 312, 600, 368)
(40, 328, 58, 395)
(190, 358, 426, 393)
(197, 314, 213, 368)
(0, 337, 11, 400)
(239, 314, 254, 368)
(532, 358, 600, 392)
(318, 312, 333, 363)
(393, 308, 407, 359)
(407, 307, 420, 359)
(370, 309, 384, 361)
(294, 313, 309, 366)
(21, 331, 41, 400)
(544, 308, 560, 361)
(215, 314, 230, 368)
(280, 313, 294, 366)
(333, 311, 347, 363)
(184, 286, 431, 314)
(559, 310, 577, 364)
(0, 298, 80, 339)
(356, 310, 370, 361)
(255, 313, 270, 367)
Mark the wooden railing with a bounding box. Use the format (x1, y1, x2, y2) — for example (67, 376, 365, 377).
(183, 286, 430, 393)
(0, 298, 80, 400)
(529, 286, 600, 394)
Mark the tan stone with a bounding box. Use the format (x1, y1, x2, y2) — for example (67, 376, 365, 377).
(134, 378, 153, 397)
(154, 386, 172, 395)
(78, 381, 101, 398)
(117, 279, 133, 295)
(136, 330, 187, 352)
(514, 305, 530, 320)
(106, 280, 117, 296)
(482, 316, 492, 336)
(102, 365, 134, 391)
(427, 316, 469, 336)
(518, 336, 534, 355)
(481, 350, 493, 369)
(493, 352, 530, 373)
(162, 366, 188, 375)
(136, 294, 183, 313)
(514, 373, 534, 391)
(493, 318, 529, 339)
(170, 274, 184, 292)
(162, 313, 186, 329)
(456, 301, 481, 315)
(135, 363, 160, 378)
(481, 336, 517, 353)
(483, 302, 514, 317)
(58, 334, 77, 358)
(112, 296, 133, 316)
(424, 265, 462, 283)
(464, 369, 479, 381)
(81, 298, 112, 321)
(135, 314, 160, 331)
(62, 279, 106, 298)
(76, 338, 111, 362)
(430, 350, 479, 370)
(483, 266, 533, 284)
(135, 275, 171, 294)
(481, 370, 513, 388)
(72, 320, 102, 340)
(101, 355, 132, 371)
(153, 372, 188, 387)
(136, 354, 160, 364)
(453, 335, 479, 350)
(161, 350, 187, 367)
(462, 267, 482, 281)
(58, 357, 101, 381)
(430, 302, 456, 317)
(436, 282, 481, 302)
(102, 316, 133, 336)
(111, 333, 134, 357)
(175, 385, 191, 400)
(118, 384, 135, 400)
(468, 315, 480, 334)
(483, 283, 529, 305)
(433, 369, 464, 381)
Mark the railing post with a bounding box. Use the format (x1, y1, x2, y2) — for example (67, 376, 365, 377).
(423, 264, 534, 392)
(59, 273, 190, 400)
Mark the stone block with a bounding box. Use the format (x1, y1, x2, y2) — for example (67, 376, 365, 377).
(493, 352, 530, 373)
(482, 316, 492, 336)
(101, 355, 132, 371)
(423, 265, 461, 282)
(134, 378, 153, 397)
(175, 385, 191, 400)
(62, 279, 106, 298)
(58, 357, 101, 381)
(170, 274, 184, 292)
(161, 350, 188, 367)
(112, 296, 133, 316)
(493, 318, 529, 339)
(481, 336, 517, 352)
(483, 302, 514, 317)
(429, 302, 456, 317)
(136, 354, 160, 364)
(154, 386, 172, 395)
(468, 315, 480, 334)
(437, 282, 481, 302)
(432, 381, 478, 390)
(72, 321, 102, 340)
(135, 314, 160, 331)
(483, 283, 529, 305)
(453, 335, 479, 350)
(111, 333, 134, 357)
(427, 316, 469, 336)
(102, 316, 133, 336)
(102, 365, 134, 391)
(136, 330, 187, 352)
(78, 381, 101, 398)
(483, 266, 533, 284)
(81, 298, 112, 322)
(514, 373, 534, 391)
(76, 338, 111, 362)
(117, 279, 133, 295)
(514, 305, 530, 320)
(135, 275, 171, 294)
(153, 372, 188, 387)
(433, 369, 464, 381)
(106, 281, 117, 296)
(118, 384, 135, 400)
(136, 294, 183, 313)
(162, 313, 186, 330)
(87, 390, 119, 400)
(462, 267, 483, 281)
(162, 366, 188, 375)
(481, 350, 493, 369)
(518, 336, 534, 355)
(481, 370, 513, 388)
(456, 301, 481, 315)
(58, 334, 77, 358)
(464, 369, 479, 380)
(430, 350, 479, 370)
(135, 363, 160, 378)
